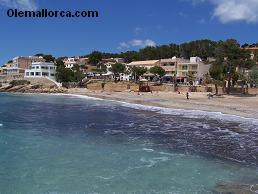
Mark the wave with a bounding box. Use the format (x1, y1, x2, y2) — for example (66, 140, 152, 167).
(0, 123, 3, 127)
(57, 93, 104, 101)
(119, 101, 258, 126)
(44, 93, 258, 127)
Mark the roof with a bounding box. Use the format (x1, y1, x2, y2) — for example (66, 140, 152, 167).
(160, 59, 176, 63)
(32, 62, 55, 66)
(128, 60, 159, 66)
(177, 58, 191, 63)
(143, 73, 155, 76)
(245, 47, 258, 50)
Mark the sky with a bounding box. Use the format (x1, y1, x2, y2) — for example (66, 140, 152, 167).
(0, 0, 258, 65)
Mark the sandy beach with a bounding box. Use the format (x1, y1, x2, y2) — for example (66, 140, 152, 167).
(68, 88, 258, 120)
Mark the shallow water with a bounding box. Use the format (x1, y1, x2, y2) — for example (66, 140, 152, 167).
(0, 93, 257, 194)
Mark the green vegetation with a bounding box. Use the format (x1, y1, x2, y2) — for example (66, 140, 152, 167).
(110, 63, 125, 81)
(55, 60, 85, 83)
(130, 66, 147, 81)
(29, 39, 257, 89)
(82, 39, 220, 62)
(91, 64, 107, 74)
(88, 51, 102, 66)
(34, 54, 55, 62)
(249, 66, 258, 85)
(82, 39, 258, 63)
(149, 66, 166, 77)
(72, 64, 85, 82)
(209, 39, 256, 94)
(209, 65, 224, 94)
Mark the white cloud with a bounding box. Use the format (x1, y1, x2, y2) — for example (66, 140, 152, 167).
(119, 42, 130, 49)
(118, 39, 156, 49)
(213, 0, 258, 23)
(191, 0, 258, 23)
(0, 0, 37, 10)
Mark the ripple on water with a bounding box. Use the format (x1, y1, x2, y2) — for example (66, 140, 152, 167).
(0, 93, 258, 193)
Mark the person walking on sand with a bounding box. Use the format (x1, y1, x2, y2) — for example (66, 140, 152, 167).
(186, 92, 189, 100)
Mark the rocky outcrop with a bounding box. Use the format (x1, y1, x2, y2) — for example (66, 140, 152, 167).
(25, 77, 60, 87)
(0, 84, 67, 94)
(213, 182, 258, 194)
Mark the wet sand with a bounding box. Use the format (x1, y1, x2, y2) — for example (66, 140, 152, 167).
(68, 88, 258, 120)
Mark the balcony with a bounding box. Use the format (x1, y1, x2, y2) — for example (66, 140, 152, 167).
(162, 66, 176, 72)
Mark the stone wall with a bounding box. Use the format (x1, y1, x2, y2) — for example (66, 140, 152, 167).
(87, 81, 140, 92)
(149, 84, 174, 92)
(249, 88, 258, 94)
(104, 82, 130, 92)
(85, 80, 258, 94)
(86, 82, 104, 91)
(129, 83, 139, 92)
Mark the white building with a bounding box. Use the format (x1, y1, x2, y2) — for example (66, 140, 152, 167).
(24, 62, 56, 80)
(102, 62, 132, 81)
(64, 57, 78, 69)
(176, 57, 211, 79)
(119, 72, 131, 81)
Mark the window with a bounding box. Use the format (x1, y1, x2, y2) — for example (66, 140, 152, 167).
(182, 65, 188, 70)
(42, 72, 49, 76)
(30, 72, 34, 76)
(50, 67, 54, 69)
(192, 65, 198, 70)
(51, 73, 55, 76)
(36, 66, 39, 69)
(32, 66, 35, 69)
(36, 72, 41, 76)
(26, 72, 29, 76)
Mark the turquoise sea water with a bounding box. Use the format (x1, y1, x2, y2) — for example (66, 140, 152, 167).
(0, 93, 257, 194)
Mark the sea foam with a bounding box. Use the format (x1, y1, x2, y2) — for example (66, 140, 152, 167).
(118, 101, 258, 127)
(50, 93, 258, 128)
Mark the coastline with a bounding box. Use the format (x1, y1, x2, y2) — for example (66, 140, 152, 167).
(1, 89, 258, 193)
(67, 88, 258, 120)
(1, 86, 258, 120)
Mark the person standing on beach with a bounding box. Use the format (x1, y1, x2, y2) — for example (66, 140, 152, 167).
(186, 92, 189, 100)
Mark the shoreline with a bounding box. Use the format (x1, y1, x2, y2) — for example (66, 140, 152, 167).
(1, 87, 258, 120)
(67, 88, 258, 120)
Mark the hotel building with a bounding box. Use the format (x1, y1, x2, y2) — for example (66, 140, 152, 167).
(6, 56, 45, 79)
(127, 57, 211, 82)
(24, 62, 56, 80)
